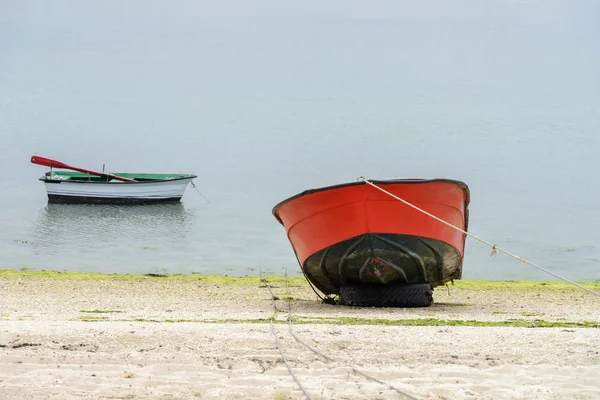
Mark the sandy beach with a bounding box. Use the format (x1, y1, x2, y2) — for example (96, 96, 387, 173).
(0, 272, 599, 400)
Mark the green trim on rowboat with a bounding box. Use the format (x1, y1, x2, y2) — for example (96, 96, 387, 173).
(44, 171, 195, 182)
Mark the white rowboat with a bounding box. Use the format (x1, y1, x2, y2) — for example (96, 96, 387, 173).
(32, 156, 197, 204)
(41, 172, 196, 204)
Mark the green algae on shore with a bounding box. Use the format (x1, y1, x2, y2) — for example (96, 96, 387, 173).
(448, 280, 600, 291)
(1, 269, 599, 291)
(0, 269, 306, 286)
(73, 316, 599, 328)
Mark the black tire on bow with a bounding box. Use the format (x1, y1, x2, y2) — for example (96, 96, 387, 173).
(338, 283, 433, 308)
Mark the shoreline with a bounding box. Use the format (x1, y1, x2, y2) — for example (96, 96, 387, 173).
(2, 268, 598, 286)
(1, 271, 599, 399)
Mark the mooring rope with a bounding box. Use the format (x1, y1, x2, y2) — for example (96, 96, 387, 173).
(262, 277, 313, 400)
(283, 276, 419, 400)
(293, 253, 336, 304)
(270, 321, 312, 400)
(261, 276, 417, 399)
(190, 181, 211, 203)
(358, 177, 600, 297)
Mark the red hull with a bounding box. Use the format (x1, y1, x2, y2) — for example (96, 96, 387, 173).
(273, 179, 470, 292)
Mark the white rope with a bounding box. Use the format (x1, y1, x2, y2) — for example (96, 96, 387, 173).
(358, 177, 600, 297)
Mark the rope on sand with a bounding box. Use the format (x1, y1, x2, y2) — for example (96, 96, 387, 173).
(358, 177, 600, 297)
(263, 278, 312, 400)
(261, 277, 418, 400)
(283, 277, 419, 400)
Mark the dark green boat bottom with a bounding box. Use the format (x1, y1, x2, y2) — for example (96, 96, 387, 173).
(302, 233, 464, 296)
(47, 194, 183, 204)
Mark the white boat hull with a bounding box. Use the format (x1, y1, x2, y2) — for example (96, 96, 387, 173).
(43, 177, 195, 204)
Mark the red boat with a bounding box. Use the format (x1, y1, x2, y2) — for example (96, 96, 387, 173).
(272, 178, 470, 307)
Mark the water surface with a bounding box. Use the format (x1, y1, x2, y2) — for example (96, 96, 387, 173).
(1, 0, 599, 281)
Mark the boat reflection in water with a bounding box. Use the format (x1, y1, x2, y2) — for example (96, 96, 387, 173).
(30, 202, 194, 273)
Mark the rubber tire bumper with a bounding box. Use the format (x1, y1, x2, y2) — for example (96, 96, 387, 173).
(339, 283, 433, 308)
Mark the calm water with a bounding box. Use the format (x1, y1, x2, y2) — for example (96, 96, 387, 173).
(1, 0, 599, 281)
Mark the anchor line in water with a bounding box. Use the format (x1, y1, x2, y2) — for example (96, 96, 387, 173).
(190, 181, 211, 203)
(358, 177, 600, 297)
(261, 276, 418, 400)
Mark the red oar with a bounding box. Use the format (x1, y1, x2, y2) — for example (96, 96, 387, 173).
(31, 156, 137, 182)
